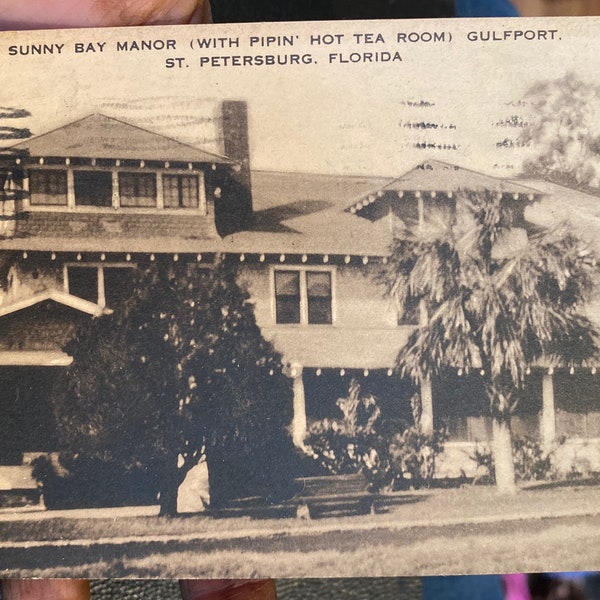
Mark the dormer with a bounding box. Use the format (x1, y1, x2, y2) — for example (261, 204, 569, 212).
(12, 114, 231, 209)
(0, 102, 254, 241)
(346, 160, 544, 233)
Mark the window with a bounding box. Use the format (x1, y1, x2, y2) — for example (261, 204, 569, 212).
(423, 196, 456, 228)
(163, 174, 199, 208)
(275, 271, 300, 324)
(398, 296, 420, 326)
(392, 195, 419, 230)
(103, 267, 135, 307)
(306, 271, 332, 324)
(274, 269, 333, 325)
(66, 264, 134, 307)
(29, 170, 67, 205)
(119, 172, 156, 207)
(74, 170, 112, 207)
(555, 372, 600, 438)
(67, 266, 98, 304)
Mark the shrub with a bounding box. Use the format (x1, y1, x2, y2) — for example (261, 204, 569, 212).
(469, 436, 559, 484)
(387, 426, 447, 490)
(305, 379, 446, 491)
(31, 453, 159, 510)
(470, 443, 496, 485)
(513, 436, 555, 481)
(306, 379, 381, 476)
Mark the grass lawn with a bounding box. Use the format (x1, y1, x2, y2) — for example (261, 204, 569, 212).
(0, 483, 599, 577)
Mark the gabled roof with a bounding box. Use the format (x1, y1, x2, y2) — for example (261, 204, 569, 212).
(384, 160, 543, 195)
(0, 290, 110, 318)
(0, 164, 584, 258)
(0, 351, 72, 367)
(0, 170, 396, 256)
(346, 160, 544, 216)
(9, 114, 231, 164)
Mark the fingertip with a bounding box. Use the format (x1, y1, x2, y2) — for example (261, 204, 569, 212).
(1, 580, 91, 600)
(189, 0, 213, 24)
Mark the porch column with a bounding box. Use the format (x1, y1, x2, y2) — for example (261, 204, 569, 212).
(198, 171, 207, 215)
(288, 362, 307, 447)
(420, 378, 434, 434)
(111, 170, 119, 208)
(156, 172, 164, 209)
(66, 169, 75, 208)
(541, 372, 556, 449)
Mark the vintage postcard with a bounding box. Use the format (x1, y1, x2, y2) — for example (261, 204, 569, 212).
(0, 16, 599, 578)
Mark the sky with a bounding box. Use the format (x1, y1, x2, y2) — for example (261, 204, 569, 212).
(1, 16, 599, 178)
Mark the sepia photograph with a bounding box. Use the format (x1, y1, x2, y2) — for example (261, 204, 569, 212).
(0, 16, 599, 578)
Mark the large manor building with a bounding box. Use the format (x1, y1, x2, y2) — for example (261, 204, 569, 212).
(0, 101, 599, 500)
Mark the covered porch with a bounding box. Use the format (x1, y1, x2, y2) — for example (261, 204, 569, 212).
(286, 362, 600, 479)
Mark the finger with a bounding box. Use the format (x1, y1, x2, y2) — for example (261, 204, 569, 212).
(1, 580, 91, 600)
(189, 0, 213, 24)
(179, 579, 278, 600)
(94, 0, 211, 26)
(503, 574, 532, 600)
(0, 0, 211, 30)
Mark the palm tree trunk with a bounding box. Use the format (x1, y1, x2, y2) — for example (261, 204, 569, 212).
(492, 416, 517, 494)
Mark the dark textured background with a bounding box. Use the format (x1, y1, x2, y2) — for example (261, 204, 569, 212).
(88, 578, 422, 599)
(211, 0, 454, 22)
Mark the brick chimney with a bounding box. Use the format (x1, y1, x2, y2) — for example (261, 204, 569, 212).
(213, 100, 253, 236)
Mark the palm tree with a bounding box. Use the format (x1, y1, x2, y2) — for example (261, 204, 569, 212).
(380, 190, 598, 492)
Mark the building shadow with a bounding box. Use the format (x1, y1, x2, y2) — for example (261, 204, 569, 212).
(251, 200, 332, 233)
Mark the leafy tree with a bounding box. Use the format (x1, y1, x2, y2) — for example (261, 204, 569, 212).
(0, 107, 31, 200)
(380, 191, 598, 492)
(521, 73, 600, 188)
(51, 256, 294, 514)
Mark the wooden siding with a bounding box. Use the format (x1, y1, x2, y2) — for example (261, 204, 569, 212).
(242, 263, 411, 368)
(13, 211, 218, 242)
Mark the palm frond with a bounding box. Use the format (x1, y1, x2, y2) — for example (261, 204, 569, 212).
(381, 190, 599, 390)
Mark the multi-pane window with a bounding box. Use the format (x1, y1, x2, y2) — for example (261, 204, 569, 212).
(67, 266, 98, 304)
(29, 169, 204, 210)
(274, 269, 333, 325)
(29, 170, 68, 205)
(306, 271, 332, 324)
(67, 265, 134, 308)
(103, 267, 135, 308)
(392, 195, 419, 230)
(163, 174, 199, 208)
(118, 172, 157, 207)
(397, 296, 420, 326)
(275, 271, 301, 324)
(74, 170, 112, 207)
(555, 372, 600, 438)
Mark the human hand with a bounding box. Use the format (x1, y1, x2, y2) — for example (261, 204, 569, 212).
(1, 580, 91, 600)
(0, 0, 211, 30)
(2, 579, 278, 599)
